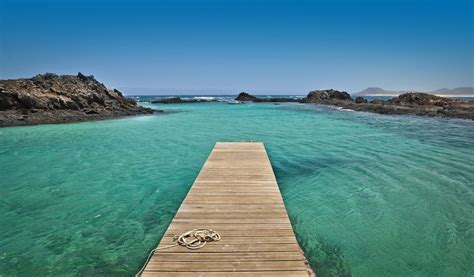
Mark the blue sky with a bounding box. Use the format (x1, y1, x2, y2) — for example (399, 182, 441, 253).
(1, 0, 473, 94)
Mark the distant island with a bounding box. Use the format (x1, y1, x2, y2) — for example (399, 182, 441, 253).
(355, 87, 474, 97)
(0, 73, 156, 127)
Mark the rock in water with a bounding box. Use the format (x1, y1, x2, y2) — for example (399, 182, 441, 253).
(152, 97, 185, 104)
(355, 96, 368, 104)
(234, 92, 300, 103)
(370, 99, 385, 105)
(302, 90, 473, 120)
(0, 73, 155, 126)
(303, 89, 353, 103)
(388, 92, 452, 106)
(235, 92, 258, 102)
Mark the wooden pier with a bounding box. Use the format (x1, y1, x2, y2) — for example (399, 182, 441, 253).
(141, 142, 314, 276)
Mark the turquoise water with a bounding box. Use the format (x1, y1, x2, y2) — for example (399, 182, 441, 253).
(1, 102, 473, 276)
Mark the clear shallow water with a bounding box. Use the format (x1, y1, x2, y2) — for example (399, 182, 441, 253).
(0, 102, 473, 276)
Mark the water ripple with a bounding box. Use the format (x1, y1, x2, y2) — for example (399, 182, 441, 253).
(0, 102, 473, 276)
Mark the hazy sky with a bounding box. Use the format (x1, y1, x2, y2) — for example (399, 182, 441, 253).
(1, 0, 473, 95)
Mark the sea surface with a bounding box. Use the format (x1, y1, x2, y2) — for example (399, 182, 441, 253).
(0, 99, 473, 276)
(133, 94, 474, 102)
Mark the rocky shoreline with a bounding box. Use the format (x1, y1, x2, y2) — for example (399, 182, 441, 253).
(235, 90, 474, 120)
(1, 73, 472, 127)
(0, 73, 157, 127)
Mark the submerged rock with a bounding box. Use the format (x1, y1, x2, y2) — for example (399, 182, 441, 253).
(0, 73, 155, 127)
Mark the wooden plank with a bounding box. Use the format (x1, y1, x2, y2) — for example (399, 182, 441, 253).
(158, 236, 298, 244)
(142, 272, 311, 277)
(174, 213, 290, 219)
(141, 142, 314, 276)
(153, 244, 303, 253)
(162, 229, 297, 237)
(145, 260, 308, 271)
(171, 218, 291, 224)
(167, 223, 294, 230)
(190, 187, 280, 191)
(178, 204, 287, 212)
(149, 252, 305, 261)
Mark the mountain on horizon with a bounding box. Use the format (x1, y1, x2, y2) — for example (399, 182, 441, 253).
(431, 87, 474, 95)
(355, 87, 474, 96)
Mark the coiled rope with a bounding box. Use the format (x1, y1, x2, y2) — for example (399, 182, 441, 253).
(135, 228, 221, 277)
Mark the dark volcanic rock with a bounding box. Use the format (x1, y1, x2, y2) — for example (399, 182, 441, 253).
(345, 93, 472, 120)
(300, 89, 473, 120)
(370, 99, 385, 105)
(0, 73, 156, 127)
(388, 92, 452, 106)
(355, 96, 367, 104)
(235, 92, 258, 102)
(152, 97, 185, 104)
(150, 97, 216, 104)
(234, 92, 300, 103)
(303, 89, 353, 104)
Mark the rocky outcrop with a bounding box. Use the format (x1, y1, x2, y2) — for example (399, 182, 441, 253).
(370, 99, 385, 105)
(0, 73, 156, 127)
(234, 92, 300, 103)
(235, 92, 258, 102)
(303, 89, 352, 104)
(292, 89, 473, 119)
(355, 96, 367, 104)
(388, 92, 452, 106)
(338, 92, 472, 120)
